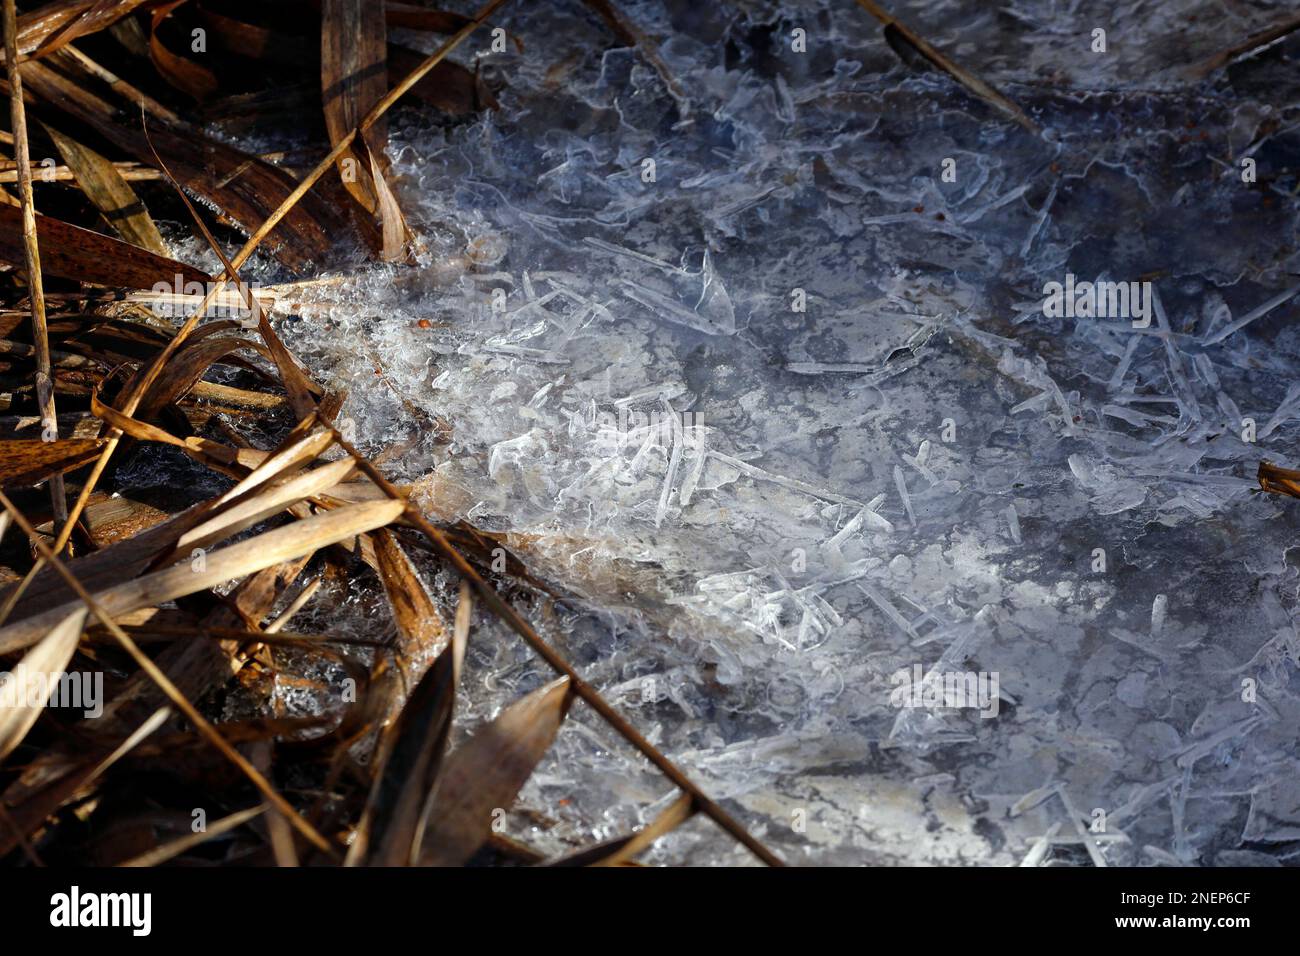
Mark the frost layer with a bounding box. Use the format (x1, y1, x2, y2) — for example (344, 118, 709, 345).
(279, 0, 1300, 865)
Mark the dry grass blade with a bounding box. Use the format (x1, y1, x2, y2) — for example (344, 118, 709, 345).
(0, 163, 162, 184)
(263, 576, 320, 633)
(544, 792, 696, 867)
(148, 0, 218, 100)
(170, 458, 356, 561)
(419, 675, 572, 866)
(851, 0, 1039, 134)
(350, 582, 469, 866)
(0, 607, 87, 763)
(58, 42, 185, 127)
(320, 0, 386, 160)
(0, 497, 406, 655)
(42, 122, 169, 255)
(200, 416, 335, 499)
(118, 804, 267, 867)
(355, 637, 459, 865)
(364, 144, 409, 261)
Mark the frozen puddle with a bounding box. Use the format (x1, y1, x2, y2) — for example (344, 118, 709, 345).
(268, 1, 1300, 864)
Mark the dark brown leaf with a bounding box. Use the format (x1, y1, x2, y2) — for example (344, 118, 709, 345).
(0, 204, 205, 289)
(0, 437, 104, 487)
(21, 55, 376, 273)
(148, 1, 219, 101)
(350, 583, 467, 866)
(321, 0, 410, 258)
(420, 676, 572, 866)
(9, 0, 154, 62)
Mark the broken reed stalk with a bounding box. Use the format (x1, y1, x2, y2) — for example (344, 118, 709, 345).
(1187, 12, 1300, 80)
(0, 489, 336, 856)
(2, 0, 66, 527)
(0, 163, 163, 183)
(1258, 460, 1300, 497)
(851, 0, 1039, 134)
(40, 0, 511, 566)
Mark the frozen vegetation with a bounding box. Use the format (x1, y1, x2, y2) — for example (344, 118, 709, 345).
(253, 1, 1300, 864)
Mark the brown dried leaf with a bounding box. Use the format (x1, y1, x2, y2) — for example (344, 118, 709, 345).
(0, 437, 104, 487)
(351, 581, 468, 866)
(365, 142, 408, 261)
(373, 528, 448, 683)
(321, 0, 387, 200)
(386, 43, 497, 115)
(0, 203, 205, 289)
(149, 1, 219, 101)
(0, 608, 88, 764)
(383, 3, 520, 50)
(42, 123, 169, 256)
(356, 643, 457, 865)
(420, 675, 572, 866)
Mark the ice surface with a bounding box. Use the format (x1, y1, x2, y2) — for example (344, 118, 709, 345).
(268, 0, 1300, 864)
